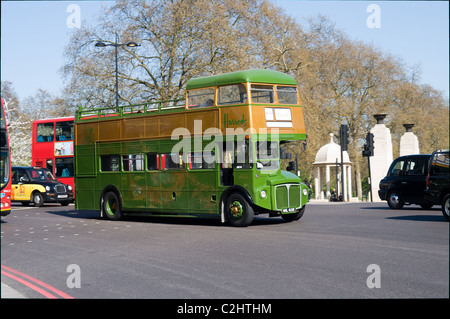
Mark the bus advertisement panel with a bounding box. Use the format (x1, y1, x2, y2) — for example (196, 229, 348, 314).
(1, 96, 12, 216)
(75, 69, 309, 226)
(32, 117, 75, 197)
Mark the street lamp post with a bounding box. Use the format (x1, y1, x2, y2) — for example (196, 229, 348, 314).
(95, 33, 140, 107)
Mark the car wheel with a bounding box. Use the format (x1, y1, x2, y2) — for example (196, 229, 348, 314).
(32, 192, 44, 207)
(387, 191, 404, 209)
(441, 194, 449, 221)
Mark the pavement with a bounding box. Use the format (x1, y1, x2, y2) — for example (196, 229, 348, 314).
(1, 282, 26, 299)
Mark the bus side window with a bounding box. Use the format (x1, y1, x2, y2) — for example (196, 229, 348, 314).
(122, 154, 144, 171)
(36, 123, 54, 143)
(187, 88, 215, 108)
(188, 152, 215, 170)
(162, 153, 184, 170)
(188, 152, 203, 169)
(218, 84, 247, 105)
(55, 158, 74, 177)
(56, 121, 74, 141)
(147, 153, 159, 171)
(101, 155, 121, 172)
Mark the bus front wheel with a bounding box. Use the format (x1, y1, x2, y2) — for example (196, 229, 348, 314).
(102, 191, 123, 221)
(281, 206, 305, 222)
(225, 192, 254, 227)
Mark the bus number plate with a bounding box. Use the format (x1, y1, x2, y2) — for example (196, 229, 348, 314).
(282, 208, 295, 213)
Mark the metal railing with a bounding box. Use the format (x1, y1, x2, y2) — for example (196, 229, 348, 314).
(76, 98, 186, 122)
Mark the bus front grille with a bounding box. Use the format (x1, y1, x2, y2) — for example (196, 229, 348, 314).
(275, 184, 301, 210)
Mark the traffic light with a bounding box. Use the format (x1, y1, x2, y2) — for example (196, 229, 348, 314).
(340, 124, 350, 151)
(362, 132, 374, 157)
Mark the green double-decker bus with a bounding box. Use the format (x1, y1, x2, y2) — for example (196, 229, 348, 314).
(75, 69, 309, 226)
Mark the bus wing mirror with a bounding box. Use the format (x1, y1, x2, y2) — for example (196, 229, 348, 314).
(280, 148, 292, 159)
(286, 161, 295, 171)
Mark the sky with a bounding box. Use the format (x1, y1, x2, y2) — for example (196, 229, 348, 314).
(1, 0, 449, 103)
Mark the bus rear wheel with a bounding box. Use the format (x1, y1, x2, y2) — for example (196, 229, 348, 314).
(225, 193, 254, 227)
(102, 191, 123, 221)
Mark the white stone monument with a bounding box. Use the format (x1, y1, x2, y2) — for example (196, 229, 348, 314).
(312, 133, 353, 201)
(399, 124, 420, 156)
(370, 114, 393, 202)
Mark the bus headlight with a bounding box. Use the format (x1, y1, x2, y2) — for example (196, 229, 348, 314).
(260, 190, 267, 199)
(303, 188, 308, 196)
(68, 185, 72, 191)
(46, 186, 51, 192)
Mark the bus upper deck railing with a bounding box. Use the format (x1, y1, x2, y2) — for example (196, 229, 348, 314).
(76, 98, 186, 122)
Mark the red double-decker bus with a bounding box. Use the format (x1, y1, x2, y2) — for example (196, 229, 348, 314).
(1, 97, 12, 216)
(32, 117, 75, 198)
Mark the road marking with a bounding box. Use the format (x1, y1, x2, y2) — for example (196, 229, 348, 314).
(1, 265, 73, 299)
(9, 206, 36, 211)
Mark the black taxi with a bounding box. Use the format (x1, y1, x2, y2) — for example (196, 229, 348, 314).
(378, 154, 433, 209)
(11, 166, 73, 207)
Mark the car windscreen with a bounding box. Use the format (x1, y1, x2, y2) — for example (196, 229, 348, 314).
(27, 169, 56, 182)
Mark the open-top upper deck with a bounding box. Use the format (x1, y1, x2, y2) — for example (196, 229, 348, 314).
(75, 69, 306, 144)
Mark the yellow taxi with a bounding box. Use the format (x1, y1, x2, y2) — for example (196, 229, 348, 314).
(11, 166, 73, 207)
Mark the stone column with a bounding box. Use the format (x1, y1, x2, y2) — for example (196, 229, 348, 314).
(314, 166, 320, 199)
(325, 165, 331, 199)
(369, 114, 393, 202)
(400, 124, 419, 156)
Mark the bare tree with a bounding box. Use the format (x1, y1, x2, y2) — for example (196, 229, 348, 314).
(62, 0, 290, 107)
(1, 81, 32, 166)
(59, 2, 449, 200)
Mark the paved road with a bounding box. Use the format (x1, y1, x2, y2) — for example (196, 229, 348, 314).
(1, 201, 448, 299)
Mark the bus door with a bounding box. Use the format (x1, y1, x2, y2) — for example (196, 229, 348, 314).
(186, 148, 218, 214)
(220, 141, 234, 186)
(220, 138, 253, 187)
(232, 137, 253, 188)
